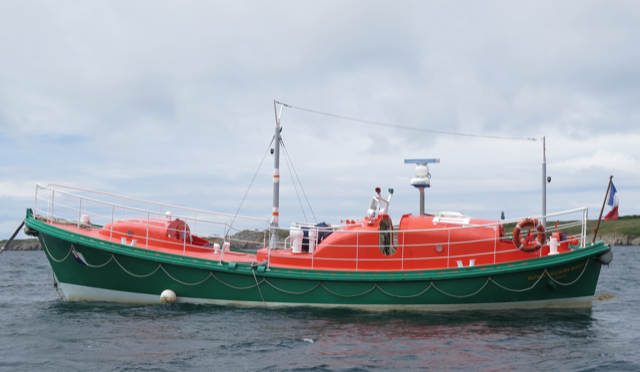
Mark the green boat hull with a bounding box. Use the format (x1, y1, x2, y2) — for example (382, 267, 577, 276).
(26, 210, 611, 310)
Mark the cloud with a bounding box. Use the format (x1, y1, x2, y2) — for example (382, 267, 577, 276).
(554, 150, 640, 172)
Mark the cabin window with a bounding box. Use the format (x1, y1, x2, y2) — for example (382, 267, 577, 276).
(366, 198, 380, 219)
(379, 218, 396, 256)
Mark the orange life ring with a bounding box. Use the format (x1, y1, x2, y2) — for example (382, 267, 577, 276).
(567, 236, 579, 247)
(512, 218, 546, 253)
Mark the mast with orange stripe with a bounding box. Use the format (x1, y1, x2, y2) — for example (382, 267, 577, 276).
(270, 100, 284, 248)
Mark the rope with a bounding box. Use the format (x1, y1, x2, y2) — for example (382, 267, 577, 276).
(263, 279, 321, 295)
(281, 139, 317, 223)
(226, 136, 275, 237)
(112, 256, 161, 278)
(490, 273, 546, 293)
(160, 265, 211, 286)
(278, 102, 540, 142)
(490, 258, 590, 291)
(41, 235, 72, 262)
(281, 138, 308, 223)
(375, 282, 433, 298)
(51, 269, 64, 300)
(252, 269, 266, 305)
(71, 245, 114, 268)
(319, 282, 377, 298)
(546, 259, 590, 286)
(432, 279, 491, 299)
(211, 272, 264, 290)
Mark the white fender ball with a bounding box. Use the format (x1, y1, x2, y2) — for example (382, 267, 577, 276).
(160, 289, 177, 303)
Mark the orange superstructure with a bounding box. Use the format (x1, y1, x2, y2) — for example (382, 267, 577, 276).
(256, 210, 572, 271)
(36, 188, 576, 272)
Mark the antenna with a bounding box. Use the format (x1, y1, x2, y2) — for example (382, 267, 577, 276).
(405, 159, 440, 216)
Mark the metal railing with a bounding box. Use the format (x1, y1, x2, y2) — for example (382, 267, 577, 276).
(266, 207, 590, 270)
(34, 184, 269, 262)
(34, 184, 590, 271)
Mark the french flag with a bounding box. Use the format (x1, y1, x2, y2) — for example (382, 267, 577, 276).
(604, 183, 619, 221)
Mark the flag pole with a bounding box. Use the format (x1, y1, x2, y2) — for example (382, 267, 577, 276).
(592, 175, 613, 243)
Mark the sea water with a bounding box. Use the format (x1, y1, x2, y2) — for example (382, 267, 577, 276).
(0, 247, 638, 371)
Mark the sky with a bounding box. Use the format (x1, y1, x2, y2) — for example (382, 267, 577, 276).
(1, 1, 639, 239)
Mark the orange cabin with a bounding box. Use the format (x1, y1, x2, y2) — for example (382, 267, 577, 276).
(98, 218, 212, 253)
(257, 194, 572, 271)
(83, 192, 573, 272)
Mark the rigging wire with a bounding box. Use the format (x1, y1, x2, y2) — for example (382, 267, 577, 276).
(280, 137, 309, 223)
(227, 136, 275, 237)
(276, 101, 540, 142)
(281, 140, 318, 224)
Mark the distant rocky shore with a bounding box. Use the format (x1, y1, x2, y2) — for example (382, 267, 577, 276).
(1, 239, 41, 251)
(591, 234, 640, 246)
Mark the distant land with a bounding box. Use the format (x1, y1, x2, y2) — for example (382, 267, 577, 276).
(2, 215, 639, 251)
(1, 238, 41, 251)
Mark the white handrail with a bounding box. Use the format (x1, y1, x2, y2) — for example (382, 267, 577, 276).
(264, 207, 588, 235)
(36, 183, 268, 226)
(39, 183, 268, 223)
(33, 183, 589, 270)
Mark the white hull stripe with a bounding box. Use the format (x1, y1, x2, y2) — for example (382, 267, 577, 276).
(58, 283, 593, 311)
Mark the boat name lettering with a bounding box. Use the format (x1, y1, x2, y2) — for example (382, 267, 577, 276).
(527, 263, 583, 281)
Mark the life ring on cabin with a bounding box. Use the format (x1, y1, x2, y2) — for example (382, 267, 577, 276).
(567, 236, 579, 247)
(512, 218, 546, 253)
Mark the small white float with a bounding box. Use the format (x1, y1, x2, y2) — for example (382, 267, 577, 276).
(160, 289, 177, 304)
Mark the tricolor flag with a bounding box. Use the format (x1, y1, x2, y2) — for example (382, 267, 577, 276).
(604, 183, 619, 221)
(71, 245, 88, 266)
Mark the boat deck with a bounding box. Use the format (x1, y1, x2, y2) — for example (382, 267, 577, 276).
(42, 220, 259, 263)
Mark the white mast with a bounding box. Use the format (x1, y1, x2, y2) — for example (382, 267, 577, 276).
(542, 136, 546, 228)
(269, 100, 283, 248)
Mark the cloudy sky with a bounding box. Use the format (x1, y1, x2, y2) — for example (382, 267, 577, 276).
(1, 1, 639, 238)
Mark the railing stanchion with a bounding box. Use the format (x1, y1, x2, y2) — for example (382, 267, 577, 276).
(581, 209, 584, 248)
(183, 223, 187, 256)
(539, 226, 543, 257)
(110, 205, 114, 242)
(402, 231, 405, 270)
(51, 190, 55, 223)
(263, 221, 267, 247)
(586, 209, 589, 247)
(582, 209, 587, 248)
(219, 223, 226, 265)
(401, 229, 404, 271)
(356, 231, 359, 272)
(221, 238, 225, 262)
(146, 212, 150, 249)
(77, 198, 82, 233)
(34, 184, 38, 216)
(494, 226, 497, 264)
(447, 229, 450, 268)
(46, 189, 50, 220)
